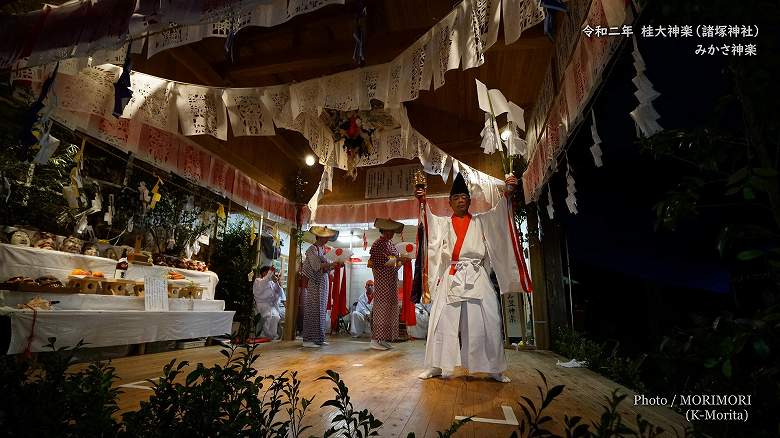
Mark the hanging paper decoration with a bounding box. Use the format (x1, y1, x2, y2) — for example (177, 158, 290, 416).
(216, 203, 226, 220)
(104, 194, 115, 225)
(479, 114, 502, 155)
(540, 0, 568, 40)
(112, 45, 133, 117)
(475, 79, 530, 176)
(565, 160, 578, 214)
(149, 177, 162, 209)
(31, 98, 61, 164)
(589, 110, 604, 167)
(546, 185, 555, 219)
(629, 35, 663, 137)
(22, 63, 59, 148)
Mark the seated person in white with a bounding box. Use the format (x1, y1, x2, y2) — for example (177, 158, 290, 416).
(274, 270, 287, 337)
(407, 303, 431, 339)
(253, 266, 285, 339)
(350, 280, 374, 338)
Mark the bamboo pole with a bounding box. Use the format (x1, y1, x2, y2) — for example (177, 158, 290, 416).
(283, 228, 300, 341)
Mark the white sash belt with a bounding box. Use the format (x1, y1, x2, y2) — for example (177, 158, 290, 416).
(447, 257, 483, 302)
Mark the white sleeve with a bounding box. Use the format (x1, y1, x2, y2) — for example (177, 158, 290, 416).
(477, 196, 529, 294)
(424, 203, 451, 293)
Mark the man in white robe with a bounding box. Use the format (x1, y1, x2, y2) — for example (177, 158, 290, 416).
(253, 266, 285, 339)
(415, 173, 532, 382)
(350, 280, 374, 338)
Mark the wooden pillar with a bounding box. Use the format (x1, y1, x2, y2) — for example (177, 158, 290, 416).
(526, 204, 550, 349)
(540, 211, 570, 337)
(283, 229, 299, 341)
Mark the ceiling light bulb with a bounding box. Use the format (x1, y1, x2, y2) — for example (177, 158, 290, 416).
(500, 125, 512, 141)
(305, 155, 316, 166)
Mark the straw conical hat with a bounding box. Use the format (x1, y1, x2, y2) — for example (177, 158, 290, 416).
(374, 218, 404, 233)
(309, 226, 339, 241)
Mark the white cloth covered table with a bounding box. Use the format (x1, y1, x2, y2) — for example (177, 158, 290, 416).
(0, 243, 219, 299)
(1, 307, 235, 354)
(0, 291, 225, 311)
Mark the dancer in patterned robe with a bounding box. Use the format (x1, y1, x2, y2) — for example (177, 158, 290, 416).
(368, 218, 408, 350)
(301, 226, 339, 348)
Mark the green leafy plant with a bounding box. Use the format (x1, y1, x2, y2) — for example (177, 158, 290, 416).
(211, 217, 258, 340)
(405, 417, 472, 438)
(317, 370, 384, 438)
(552, 327, 646, 392)
(589, 391, 635, 438)
(141, 192, 213, 257)
(0, 338, 121, 437)
(121, 342, 309, 437)
(515, 369, 565, 438)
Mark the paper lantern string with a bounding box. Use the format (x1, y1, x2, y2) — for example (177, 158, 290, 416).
(112, 44, 133, 118)
(541, 0, 568, 40)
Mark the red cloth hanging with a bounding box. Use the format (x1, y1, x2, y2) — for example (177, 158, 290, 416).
(340, 269, 348, 315)
(330, 265, 342, 332)
(402, 260, 416, 326)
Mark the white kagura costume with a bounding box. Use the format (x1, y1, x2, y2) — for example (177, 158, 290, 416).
(422, 195, 532, 374)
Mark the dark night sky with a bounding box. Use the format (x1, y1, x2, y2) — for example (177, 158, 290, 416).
(553, 35, 733, 295)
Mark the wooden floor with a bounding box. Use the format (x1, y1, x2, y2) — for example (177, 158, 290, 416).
(97, 338, 687, 437)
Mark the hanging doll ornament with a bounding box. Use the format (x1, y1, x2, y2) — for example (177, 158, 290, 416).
(341, 114, 373, 179)
(326, 110, 376, 180)
(138, 181, 151, 212)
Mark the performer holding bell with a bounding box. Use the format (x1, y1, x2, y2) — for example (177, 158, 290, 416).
(368, 218, 409, 351)
(301, 226, 340, 348)
(415, 172, 532, 382)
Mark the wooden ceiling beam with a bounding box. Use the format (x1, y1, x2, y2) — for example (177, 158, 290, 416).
(190, 135, 289, 196)
(225, 27, 434, 83)
(489, 35, 552, 52)
(168, 45, 228, 86)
